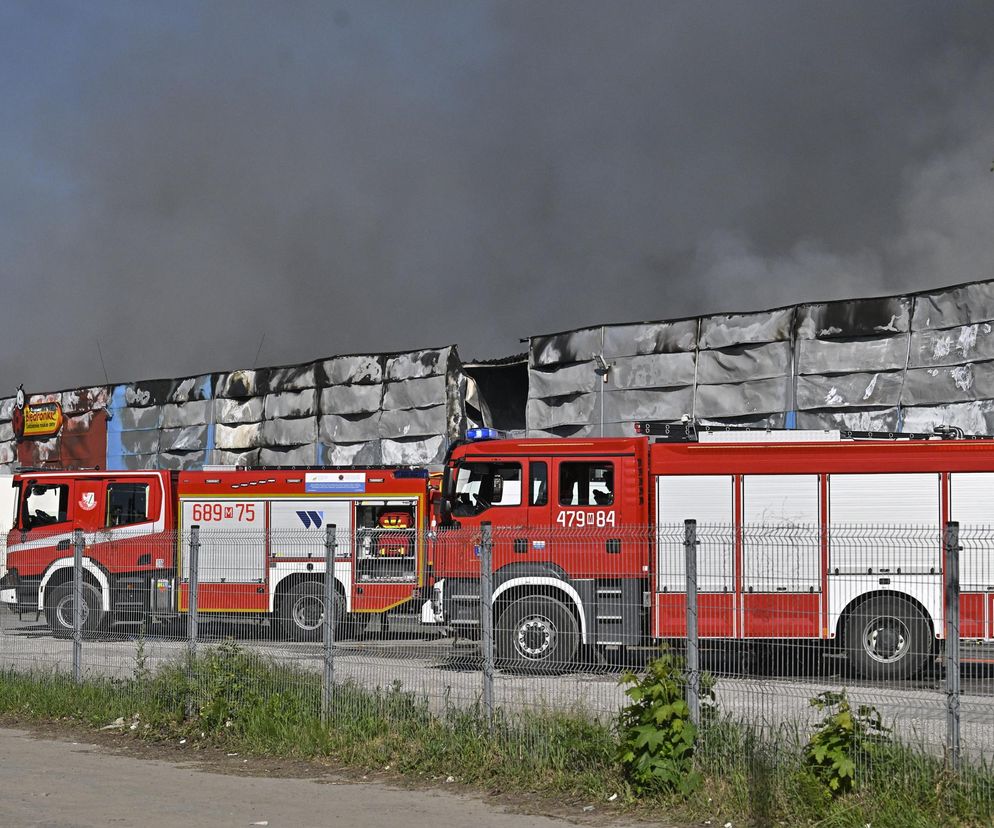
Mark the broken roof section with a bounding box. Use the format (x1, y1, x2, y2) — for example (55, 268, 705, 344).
(525, 277, 994, 437)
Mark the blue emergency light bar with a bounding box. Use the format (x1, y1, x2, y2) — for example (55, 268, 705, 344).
(393, 468, 429, 478)
(466, 427, 500, 441)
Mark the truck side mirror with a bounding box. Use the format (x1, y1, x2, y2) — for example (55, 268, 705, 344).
(492, 475, 504, 503)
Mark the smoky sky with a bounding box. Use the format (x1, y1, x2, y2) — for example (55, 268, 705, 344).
(1, 1, 993, 393)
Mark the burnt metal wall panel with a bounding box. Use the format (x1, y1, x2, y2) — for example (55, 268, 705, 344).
(168, 376, 211, 404)
(215, 369, 268, 399)
(159, 426, 209, 453)
(114, 406, 161, 432)
(215, 422, 263, 450)
(320, 385, 383, 415)
(526, 394, 598, 429)
(383, 375, 446, 410)
(259, 445, 317, 466)
(212, 448, 260, 467)
(531, 328, 602, 368)
(910, 324, 994, 369)
(602, 320, 698, 357)
(902, 401, 994, 434)
(795, 296, 911, 339)
(120, 430, 160, 456)
(795, 408, 900, 431)
(697, 343, 791, 385)
(609, 353, 697, 390)
(320, 355, 383, 385)
(528, 364, 600, 398)
(602, 388, 695, 423)
(379, 405, 447, 439)
(385, 349, 449, 380)
(215, 397, 264, 425)
(699, 308, 793, 349)
(266, 364, 318, 392)
(381, 435, 446, 466)
(912, 282, 994, 330)
(159, 451, 205, 470)
(264, 389, 318, 420)
(319, 413, 381, 443)
(903, 363, 994, 405)
(261, 416, 317, 447)
(161, 401, 211, 429)
(324, 440, 381, 466)
(797, 337, 909, 375)
(696, 378, 790, 419)
(796, 372, 904, 409)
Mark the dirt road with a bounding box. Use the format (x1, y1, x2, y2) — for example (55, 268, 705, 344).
(0, 727, 649, 828)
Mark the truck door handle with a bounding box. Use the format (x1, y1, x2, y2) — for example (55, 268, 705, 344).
(514, 538, 528, 554)
(606, 539, 621, 554)
(56, 539, 71, 552)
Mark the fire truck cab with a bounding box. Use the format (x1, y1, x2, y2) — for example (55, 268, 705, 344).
(432, 432, 650, 670)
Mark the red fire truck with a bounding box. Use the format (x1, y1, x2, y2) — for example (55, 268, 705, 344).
(428, 427, 994, 679)
(1, 466, 432, 639)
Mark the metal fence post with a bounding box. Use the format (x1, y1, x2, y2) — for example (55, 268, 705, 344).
(72, 528, 84, 684)
(684, 519, 700, 728)
(188, 525, 200, 664)
(944, 520, 961, 771)
(322, 524, 337, 721)
(480, 521, 495, 726)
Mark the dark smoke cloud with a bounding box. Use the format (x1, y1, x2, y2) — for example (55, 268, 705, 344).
(1, 1, 992, 392)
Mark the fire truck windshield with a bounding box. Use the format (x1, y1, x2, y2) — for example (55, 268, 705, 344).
(450, 462, 522, 517)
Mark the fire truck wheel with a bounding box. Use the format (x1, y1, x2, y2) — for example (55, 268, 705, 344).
(496, 596, 580, 673)
(844, 595, 931, 681)
(44, 582, 106, 637)
(281, 581, 343, 642)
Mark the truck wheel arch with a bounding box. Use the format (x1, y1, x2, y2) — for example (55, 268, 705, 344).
(271, 570, 348, 612)
(38, 558, 111, 612)
(492, 578, 588, 644)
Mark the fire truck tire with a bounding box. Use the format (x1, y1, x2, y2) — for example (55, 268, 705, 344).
(280, 581, 343, 642)
(44, 582, 107, 637)
(496, 595, 580, 673)
(844, 595, 931, 680)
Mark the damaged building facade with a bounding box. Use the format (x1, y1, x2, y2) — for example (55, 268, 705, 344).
(0, 347, 471, 472)
(528, 278, 994, 437)
(3, 277, 994, 473)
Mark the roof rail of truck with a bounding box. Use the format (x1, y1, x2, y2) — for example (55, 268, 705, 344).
(634, 421, 992, 443)
(13, 465, 103, 473)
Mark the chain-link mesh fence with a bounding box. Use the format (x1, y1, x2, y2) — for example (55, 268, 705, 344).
(1, 521, 992, 795)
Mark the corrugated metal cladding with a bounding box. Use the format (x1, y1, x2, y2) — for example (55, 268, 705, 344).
(526, 278, 994, 437)
(0, 346, 468, 472)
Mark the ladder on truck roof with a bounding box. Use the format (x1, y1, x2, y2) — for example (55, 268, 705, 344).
(634, 421, 991, 443)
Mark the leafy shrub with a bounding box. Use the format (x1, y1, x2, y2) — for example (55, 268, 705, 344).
(616, 648, 714, 796)
(805, 689, 890, 795)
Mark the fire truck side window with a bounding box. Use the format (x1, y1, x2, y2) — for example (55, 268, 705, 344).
(24, 484, 70, 529)
(530, 462, 548, 506)
(451, 462, 522, 515)
(559, 462, 614, 507)
(105, 483, 149, 527)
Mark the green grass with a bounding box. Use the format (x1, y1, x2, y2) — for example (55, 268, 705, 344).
(0, 642, 992, 827)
